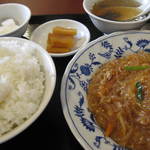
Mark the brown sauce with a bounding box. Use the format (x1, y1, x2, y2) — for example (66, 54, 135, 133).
(87, 51, 150, 150)
(91, 0, 142, 21)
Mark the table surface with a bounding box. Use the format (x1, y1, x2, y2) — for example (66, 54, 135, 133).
(0, 0, 84, 15)
(0, 14, 103, 149)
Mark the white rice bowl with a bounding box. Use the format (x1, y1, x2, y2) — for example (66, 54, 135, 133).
(0, 37, 56, 143)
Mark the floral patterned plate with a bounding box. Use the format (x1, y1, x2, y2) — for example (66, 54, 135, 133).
(60, 30, 150, 150)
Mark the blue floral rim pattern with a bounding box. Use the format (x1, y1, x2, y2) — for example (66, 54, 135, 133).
(61, 31, 150, 150)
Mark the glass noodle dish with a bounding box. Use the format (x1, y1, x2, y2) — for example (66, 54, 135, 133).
(61, 31, 150, 150)
(87, 51, 150, 150)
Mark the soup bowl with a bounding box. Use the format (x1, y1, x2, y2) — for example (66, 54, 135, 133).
(83, 0, 150, 33)
(61, 30, 150, 150)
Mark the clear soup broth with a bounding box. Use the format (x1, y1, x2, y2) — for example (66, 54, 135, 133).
(91, 0, 142, 21)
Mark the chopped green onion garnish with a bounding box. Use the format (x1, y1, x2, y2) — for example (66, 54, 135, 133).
(136, 81, 144, 102)
(125, 66, 150, 71)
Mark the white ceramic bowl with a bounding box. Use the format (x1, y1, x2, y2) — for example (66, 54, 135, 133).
(61, 30, 150, 150)
(30, 19, 90, 57)
(0, 3, 31, 37)
(83, 0, 150, 33)
(0, 37, 56, 144)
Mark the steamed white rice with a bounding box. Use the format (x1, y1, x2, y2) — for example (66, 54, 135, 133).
(0, 41, 45, 136)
